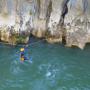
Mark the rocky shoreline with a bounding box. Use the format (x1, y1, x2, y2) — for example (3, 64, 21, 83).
(0, 26, 30, 45)
(0, 0, 90, 49)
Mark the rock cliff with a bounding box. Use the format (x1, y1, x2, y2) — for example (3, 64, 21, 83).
(0, 0, 90, 49)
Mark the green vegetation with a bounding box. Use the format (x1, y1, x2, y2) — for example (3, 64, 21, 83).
(11, 33, 29, 44)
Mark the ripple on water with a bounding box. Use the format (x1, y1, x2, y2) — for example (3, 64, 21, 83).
(46, 72, 51, 77)
(10, 60, 25, 76)
(1, 79, 24, 89)
(38, 63, 61, 88)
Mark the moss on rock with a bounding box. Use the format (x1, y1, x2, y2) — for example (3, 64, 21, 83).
(9, 33, 29, 45)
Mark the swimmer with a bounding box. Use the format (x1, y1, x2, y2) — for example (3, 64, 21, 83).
(20, 48, 28, 61)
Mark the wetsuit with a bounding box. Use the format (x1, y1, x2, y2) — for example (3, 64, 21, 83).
(20, 51, 28, 61)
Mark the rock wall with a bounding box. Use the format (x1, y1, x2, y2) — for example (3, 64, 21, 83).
(65, 0, 90, 49)
(0, 0, 90, 49)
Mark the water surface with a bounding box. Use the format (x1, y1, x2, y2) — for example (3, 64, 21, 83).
(0, 40, 90, 90)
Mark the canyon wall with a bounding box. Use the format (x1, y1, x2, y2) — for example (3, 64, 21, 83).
(0, 0, 90, 49)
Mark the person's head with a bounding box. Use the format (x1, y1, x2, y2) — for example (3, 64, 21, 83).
(20, 48, 25, 52)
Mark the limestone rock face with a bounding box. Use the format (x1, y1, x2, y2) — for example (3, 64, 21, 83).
(0, 26, 29, 45)
(0, 27, 10, 43)
(32, 0, 50, 38)
(65, 0, 90, 49)
(0, 0, 90, 49)
(48, 0, 62, 32)
(32, 18, 47, 38)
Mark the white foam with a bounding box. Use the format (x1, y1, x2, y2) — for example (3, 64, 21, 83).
(46, 72, 51, 77)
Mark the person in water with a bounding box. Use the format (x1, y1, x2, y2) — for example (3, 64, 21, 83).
(20, 45, 32, 63)
(20, 47, 28, 61)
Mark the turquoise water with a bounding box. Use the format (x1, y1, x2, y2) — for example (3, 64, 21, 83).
(0, 39, 90, 90)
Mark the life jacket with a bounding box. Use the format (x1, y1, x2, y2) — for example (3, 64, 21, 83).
(20, 57, 24, 61)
